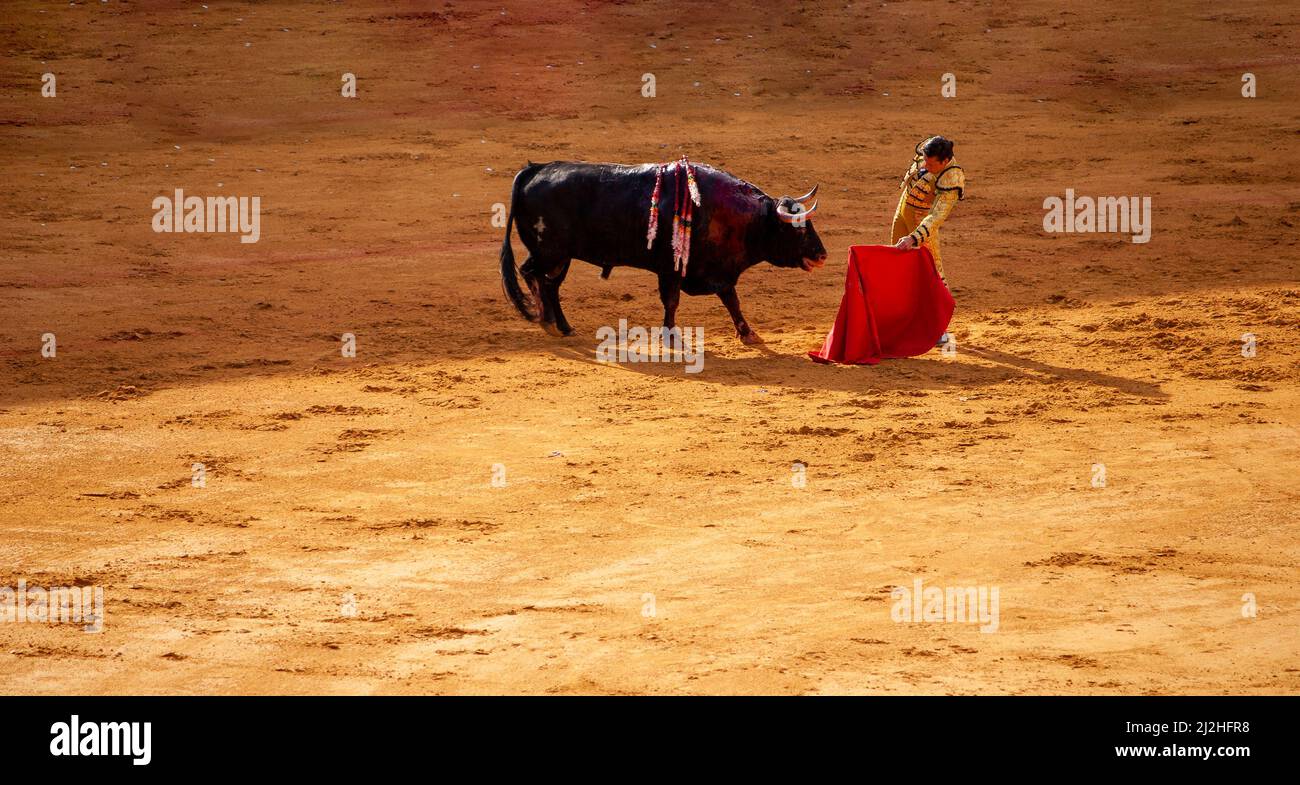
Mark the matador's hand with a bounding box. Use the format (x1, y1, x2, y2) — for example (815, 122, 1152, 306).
(894, 236, 915, 250)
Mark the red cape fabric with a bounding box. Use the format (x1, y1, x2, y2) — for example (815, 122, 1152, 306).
(808, 244, 955, 365)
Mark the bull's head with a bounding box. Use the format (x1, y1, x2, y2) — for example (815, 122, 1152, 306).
(767, 185, 827, 271)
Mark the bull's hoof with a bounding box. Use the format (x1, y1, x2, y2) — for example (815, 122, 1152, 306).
(739, 329, 764, 346)
(541, 321, 568, 337)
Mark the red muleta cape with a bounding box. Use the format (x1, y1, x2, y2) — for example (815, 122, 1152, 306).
(808, 244, 955, 365)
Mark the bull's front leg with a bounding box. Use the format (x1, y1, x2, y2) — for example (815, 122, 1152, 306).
(657, 272, 682, 350)
(718, 286, 761, 345)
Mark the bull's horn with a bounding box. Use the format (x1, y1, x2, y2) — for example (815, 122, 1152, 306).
(794, 184, 819, 205)
(776, 200, 818, 223)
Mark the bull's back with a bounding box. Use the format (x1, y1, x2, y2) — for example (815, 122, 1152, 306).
(516, 162, 659, 270)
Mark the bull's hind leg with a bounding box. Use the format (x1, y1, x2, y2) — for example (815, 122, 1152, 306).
(523, 256, 573, 337)
(519, 256, 545, 320)
(718, 286, 762, 345)
(543, 259, 574, 336)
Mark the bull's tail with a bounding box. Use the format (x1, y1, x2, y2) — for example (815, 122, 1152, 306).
(501, 164, 541, 322)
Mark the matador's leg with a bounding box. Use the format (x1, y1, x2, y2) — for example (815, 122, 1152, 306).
(925, 231, 947, 286)
(890, 192, 913, 244)
(927, 231, 952, 347)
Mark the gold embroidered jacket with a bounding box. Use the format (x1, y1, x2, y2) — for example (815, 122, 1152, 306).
(899, 143, 966, 247)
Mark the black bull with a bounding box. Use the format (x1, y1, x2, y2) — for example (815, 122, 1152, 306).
(499, 161, 827, 345)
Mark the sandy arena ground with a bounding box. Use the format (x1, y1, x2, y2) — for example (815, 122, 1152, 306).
(1, 1, 1298, 694)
